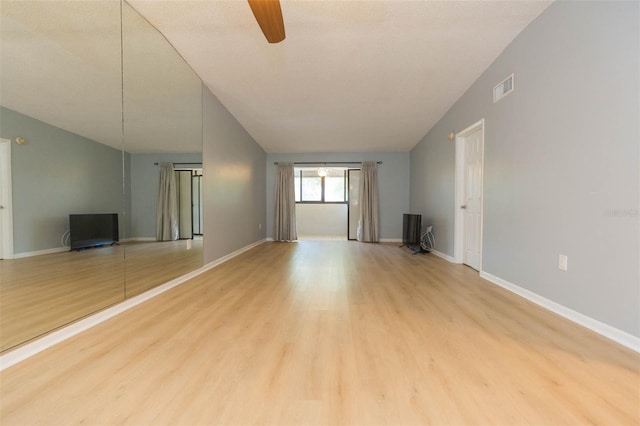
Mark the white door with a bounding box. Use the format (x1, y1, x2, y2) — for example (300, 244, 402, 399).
(347, 169, 360, 240)
(0, 138, 13, 259)
(462, 129, 483, 270)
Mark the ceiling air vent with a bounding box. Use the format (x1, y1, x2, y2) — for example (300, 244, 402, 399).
(493, 73, 514, 103)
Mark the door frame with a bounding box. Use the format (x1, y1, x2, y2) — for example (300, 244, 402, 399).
(174, 168, 195, 240)
(453, 119, 485, 268)
(192, 172, 203, 236)
(0, 138, 14, 259)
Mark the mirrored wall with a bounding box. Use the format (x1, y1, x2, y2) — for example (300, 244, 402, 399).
(0, 0, 203, 352)
(121, 2, 203, 298)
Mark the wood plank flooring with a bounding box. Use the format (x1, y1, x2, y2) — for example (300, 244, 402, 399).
(1, 241, 638, 425)
(123, 239, 203, 298)
(0, 246, 126, 352)
(0, 240, 202, 352)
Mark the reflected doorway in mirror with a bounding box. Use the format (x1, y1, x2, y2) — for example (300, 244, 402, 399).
(0, 138, 14, 259)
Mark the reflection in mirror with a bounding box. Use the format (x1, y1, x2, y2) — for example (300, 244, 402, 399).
(122, 2, 203, 298)
(0, 1, 124, 351)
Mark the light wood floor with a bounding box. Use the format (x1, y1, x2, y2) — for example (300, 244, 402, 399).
(123, 239, 203, 298)
(0, 246, 126, 352)
(1, 241, 638, 425)
(0, 240, 202, 352)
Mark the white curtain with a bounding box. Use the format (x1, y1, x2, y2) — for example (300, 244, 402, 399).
(156, 163, 179, 241)
(274, 163, 297, 242)
(357, 161, 379, 242)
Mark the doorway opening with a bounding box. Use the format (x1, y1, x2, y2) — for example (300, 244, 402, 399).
(454, 119, 485, 270)
(293, 166, 354, 240)
(174, 168, 203, 240)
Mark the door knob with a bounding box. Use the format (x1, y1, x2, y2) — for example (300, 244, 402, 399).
(460, 205, 467, 209)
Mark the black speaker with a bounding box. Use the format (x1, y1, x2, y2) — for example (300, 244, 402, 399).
(402, 214, 422, 245)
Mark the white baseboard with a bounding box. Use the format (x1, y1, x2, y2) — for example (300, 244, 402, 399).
(479, 271, 640, 353)
(298, 235, 347, 240)
(266, 237, 404, 243)
(123, 237, 204, 242)
(416, 249, 638, 352)
(10, 238, 197, 258)
(431, 249, 456, 263)
(0, 238, 268, 371)
(11, 246, 68, 259)
(199, 239, 267, 272)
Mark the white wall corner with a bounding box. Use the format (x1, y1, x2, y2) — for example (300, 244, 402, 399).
(479, 271, 640, 353)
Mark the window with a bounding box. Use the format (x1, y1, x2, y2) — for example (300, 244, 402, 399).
(295, 167, 347, 203)
(300, 170, 322, 201)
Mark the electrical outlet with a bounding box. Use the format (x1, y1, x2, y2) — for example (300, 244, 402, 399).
(258, 223, 262, 230)
(558, 254, 568, 271)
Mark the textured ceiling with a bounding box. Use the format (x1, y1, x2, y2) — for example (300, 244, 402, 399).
(1, 1, 202, 154)
(1, 1, 552, 154)
(127, 0, 552, 153)
(1, 1, 123, 149)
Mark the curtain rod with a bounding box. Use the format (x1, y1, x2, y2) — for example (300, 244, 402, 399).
(154, 162, 202, 165)
(273, 161, 382, 165)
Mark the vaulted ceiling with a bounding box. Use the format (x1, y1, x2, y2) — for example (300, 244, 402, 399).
(1, 1, 552, 154)
(128, 0, 552, 153)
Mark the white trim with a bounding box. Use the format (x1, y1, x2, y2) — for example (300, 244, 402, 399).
(454, 135, 464, 263)
(478, 123, 485, 270)
(380, 238, 402, 243)
(265, 237, 408, 243)
(297, 235, 347, 240)
(453, 119, 485, 268)
(0, 138, 13, 260)
(11, 237, 160, 258)
(12, 246, 68, 259)
(431, 249, 456, 263)
(479, 271, 640, 353)
(201, 238, 267, 269)
(0, 238, 268, 371)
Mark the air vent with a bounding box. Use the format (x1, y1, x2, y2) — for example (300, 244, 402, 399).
(493, 73, 514, 103)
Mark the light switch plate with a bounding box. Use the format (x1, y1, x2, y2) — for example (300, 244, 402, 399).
(559, 254, 568, 271)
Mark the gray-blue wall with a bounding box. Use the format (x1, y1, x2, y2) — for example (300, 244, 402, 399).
(410, 1, 639, 337)
(0, 107, 124, 254)
(266, 152, 410, 240)
(202, 84, 267, 263)
(128, 152, 202, 238)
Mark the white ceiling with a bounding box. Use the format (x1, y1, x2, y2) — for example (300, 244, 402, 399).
(1, 1, 202, 154)
(1, 1, 124, 149)
(127, 0, 552, 153)
(1, 1, 551, 155)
